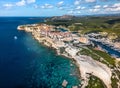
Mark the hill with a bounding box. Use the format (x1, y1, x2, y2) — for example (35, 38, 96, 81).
(45, 15, 120, 39)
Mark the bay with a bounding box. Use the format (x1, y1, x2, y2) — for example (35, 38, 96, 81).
(0, 17, 80, 88)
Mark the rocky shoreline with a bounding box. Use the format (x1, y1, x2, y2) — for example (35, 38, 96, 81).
(18, 24, 112, 88)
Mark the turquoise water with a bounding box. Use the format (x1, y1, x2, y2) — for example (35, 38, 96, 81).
(0, 17, 80, 88)
(23, 33, 81, 88)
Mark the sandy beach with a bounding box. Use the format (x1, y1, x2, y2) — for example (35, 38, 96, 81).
(75, 55, 112, 88)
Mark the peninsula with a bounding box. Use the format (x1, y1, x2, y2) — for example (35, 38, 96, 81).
(17, 16, 120, 88)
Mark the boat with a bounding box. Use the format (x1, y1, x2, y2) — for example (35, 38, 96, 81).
(14, 36, 18, 40)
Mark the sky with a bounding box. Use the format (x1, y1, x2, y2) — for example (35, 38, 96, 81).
(0, 0, 120, 16)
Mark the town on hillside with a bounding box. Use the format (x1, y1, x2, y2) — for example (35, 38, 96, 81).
(18, 23, 120, 88)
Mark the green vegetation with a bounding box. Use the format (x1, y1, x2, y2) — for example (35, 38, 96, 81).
(90, 48, 115, 66)
(86, 75, 106, 88)
(45, 16, 120, 37)
(79, 48, 101, 60)
(79, 47, 115, 66)
(111, 77, 119, 88)
(118, 61, 120, 66)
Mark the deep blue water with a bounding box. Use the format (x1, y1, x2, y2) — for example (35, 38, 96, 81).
(0, 17, 80, 88)
(57, 28, 68, 32)
(93, 41, 120, 58)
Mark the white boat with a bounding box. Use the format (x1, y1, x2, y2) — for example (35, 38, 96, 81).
(14, 36, 18, 40)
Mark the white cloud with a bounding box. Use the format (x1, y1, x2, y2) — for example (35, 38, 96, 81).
(89, 5, 101, 13)
(3, 0, 35, 9)
(57, 1, 64, 8)
(59, 7, 64, 10)
(103, 5, 108, 8)
(75, 6, 86, 10)
(104, 3, 120, 12)
(112, 3, 120, 8)
(57, 1, 64, 6)
(85, 0, 96, 3)
(81, 7, 86, 9)
(106, 7, 120, 12)
(3, 3, 14, 9)
(76, 6, 81, 10)
(16, 0, 26, 6)
(94, 5, 101, 9)
(26, 0, 36, 4)
(41, 4, 53, 9)
(113, 7, 120, 11)
(74, 0, 81, 5)
(16, 0, 35, 6)
(68, 10, 81, 15)
(68, 10, 74, 14)
(89, 8, 100, 12)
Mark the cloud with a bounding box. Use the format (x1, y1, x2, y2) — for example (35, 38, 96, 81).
(94, 5, 101, 9)
(89, 5, 101, 12)
(81, 7, 86, 9)
(67, 10, 81, 15)
(89, 5, 101, 13)
(89, 8, 100, 12)
(75, 11, 81, 14)
(104, 3, 120, 12)
(3, 0, 120, 15)
(75, 6, 86, 10)
(85, 0, 96, 3)
(59, 7, 64, 10)
(3, 3, 14, 9)
(89, 8, 100, 13)
(41, 4, 53, 9)
(74, 0, 81, 5)
(3, 0, 36, 9)
(68, 10, 74, 14)
(57, 1, 64, 7)
(16, 0, 26, 6)
(89, 3, 120, 13)
(103, 5, 108, 8)
(112, 3, 120, 8)
(76, 6, 81, 10)
(26, 0, 36, 4)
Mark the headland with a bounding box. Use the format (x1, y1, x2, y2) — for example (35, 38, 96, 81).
(17, 22, 120, 88)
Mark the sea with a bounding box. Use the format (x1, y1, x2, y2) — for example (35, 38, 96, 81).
(92, 41, 120, 58)
(0, 17, 80, 88)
